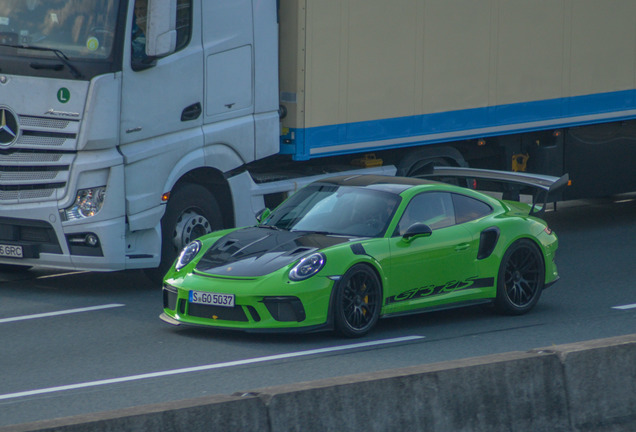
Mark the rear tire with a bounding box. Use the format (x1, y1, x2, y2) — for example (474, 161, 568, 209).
(334, 264, 382, 338)
(144, 183, 223, 284)
(494, 239, 544, 315)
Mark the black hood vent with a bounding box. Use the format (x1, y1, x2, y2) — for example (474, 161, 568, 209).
(194, 227, 350, 277)
(288, 246, 313, 256)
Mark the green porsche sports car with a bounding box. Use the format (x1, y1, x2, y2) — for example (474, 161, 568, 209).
(160, 170, 563, 337)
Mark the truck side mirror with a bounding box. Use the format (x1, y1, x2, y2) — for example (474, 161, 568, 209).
(146, 0, 178, 57)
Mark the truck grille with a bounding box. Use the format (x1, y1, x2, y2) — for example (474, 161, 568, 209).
(0, 217, 62, 255)
(0, 114, 78, 204)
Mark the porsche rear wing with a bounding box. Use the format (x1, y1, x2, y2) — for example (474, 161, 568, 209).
(426, 166, 570, 216)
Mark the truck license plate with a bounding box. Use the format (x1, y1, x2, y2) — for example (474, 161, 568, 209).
(189, 290, 235, 308)
(0, 244, 23, 258)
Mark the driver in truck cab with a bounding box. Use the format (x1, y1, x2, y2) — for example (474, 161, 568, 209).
(131, 0, 148, 63)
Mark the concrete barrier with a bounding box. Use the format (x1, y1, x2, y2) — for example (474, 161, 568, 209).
(537, 336, 636, 432)
(0, 395, 268, 432)
(3, 334, 635, 432)
(257, 350, 570, 432)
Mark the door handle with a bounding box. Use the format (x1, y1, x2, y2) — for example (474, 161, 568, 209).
(455, 243, 471, 252)
(181, 102, 202, 121)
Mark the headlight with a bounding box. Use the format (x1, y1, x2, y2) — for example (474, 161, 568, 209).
(61, 187, 107, 221)
(175, 240, 202, 271)
(289, 253, 326, 281)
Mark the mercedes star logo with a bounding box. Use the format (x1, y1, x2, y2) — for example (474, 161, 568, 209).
(0, 107, 19, 146)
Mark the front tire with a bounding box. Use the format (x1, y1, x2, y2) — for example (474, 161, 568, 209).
(494, 239, 544, 315)
(144, 183, 223, 283)
(334, 264, 382, 337)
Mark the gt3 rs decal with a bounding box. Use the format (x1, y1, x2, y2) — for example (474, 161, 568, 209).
(385, 276, 495, 305)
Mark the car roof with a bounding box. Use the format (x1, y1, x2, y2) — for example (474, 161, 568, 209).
(314, 174, 439, 194)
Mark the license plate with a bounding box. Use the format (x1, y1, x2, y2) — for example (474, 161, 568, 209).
(0, 244, 23, 258)
(189, 290, 235, 308)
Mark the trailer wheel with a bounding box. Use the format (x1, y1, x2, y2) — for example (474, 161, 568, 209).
(145, 183, 223, 284)
(406, 157, 468, 186)
(406, 157, 450, 178)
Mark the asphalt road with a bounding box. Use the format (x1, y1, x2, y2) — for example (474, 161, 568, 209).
(1, 196, 635, 427)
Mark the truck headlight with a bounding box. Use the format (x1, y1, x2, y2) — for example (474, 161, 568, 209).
(61, 187, 107, 221)
(289, 253, 326, 281)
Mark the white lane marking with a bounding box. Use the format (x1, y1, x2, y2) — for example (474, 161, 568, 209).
(0, 335, 424, 401)
(0, 304, 125, 324)
(36, 271, 91, 280)
(612, 303, 636, 310)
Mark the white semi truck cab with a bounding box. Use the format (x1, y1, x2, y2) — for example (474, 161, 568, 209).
(3, 0, 636, 276)
(0, 0, 288, 275)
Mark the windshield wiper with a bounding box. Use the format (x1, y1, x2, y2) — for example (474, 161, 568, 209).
(1, 43, 83, 79)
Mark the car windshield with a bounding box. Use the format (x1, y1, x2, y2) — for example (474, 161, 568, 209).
(264, 184, 401, 238)
(0, 0, 119, 59)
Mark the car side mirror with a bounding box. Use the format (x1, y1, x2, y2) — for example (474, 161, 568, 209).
(256, 208, 271, 223)
(402, 223, 432, 242)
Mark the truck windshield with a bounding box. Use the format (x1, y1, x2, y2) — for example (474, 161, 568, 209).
(0, 0, 119, 60)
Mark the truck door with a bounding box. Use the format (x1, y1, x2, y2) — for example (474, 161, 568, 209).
(119, 0, 204, 219)
(120, 0, 203, 144)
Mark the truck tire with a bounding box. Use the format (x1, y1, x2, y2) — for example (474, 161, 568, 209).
(145, 183, 223, 284)
(405, 155, 476, 188)
(406, 157, 450, 178)
(396, 146, 467, 178)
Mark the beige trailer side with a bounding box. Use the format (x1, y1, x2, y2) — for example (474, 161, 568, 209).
(278, 0, 636, 160)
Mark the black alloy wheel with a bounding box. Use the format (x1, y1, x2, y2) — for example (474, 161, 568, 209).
(495, 239, 544, 315)
(334, 264, 382, 337)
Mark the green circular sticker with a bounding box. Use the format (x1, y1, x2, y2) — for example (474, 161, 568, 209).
(57, 87, 70, 104)
(86, 37, 99, 51)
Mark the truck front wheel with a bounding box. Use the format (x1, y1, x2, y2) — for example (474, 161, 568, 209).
(145, 183, 223, 284)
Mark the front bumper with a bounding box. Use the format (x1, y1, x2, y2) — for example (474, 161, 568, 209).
(160, 273, 336, 332)
(0, 156, 132, 271)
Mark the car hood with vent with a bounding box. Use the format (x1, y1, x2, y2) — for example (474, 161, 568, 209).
(194, 227, 352, 277)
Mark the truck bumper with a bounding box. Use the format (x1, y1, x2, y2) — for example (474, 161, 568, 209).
(0, 204, 128, 271)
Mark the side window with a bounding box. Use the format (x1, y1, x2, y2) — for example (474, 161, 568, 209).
(452, 194, 492, 224)
(395, 192, 455, 236)
(131, 0, 192, 69)
(131, 0, 149, 67)
(175, 0, 192, 51)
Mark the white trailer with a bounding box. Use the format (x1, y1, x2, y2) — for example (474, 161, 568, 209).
(0, 0, 635, 276)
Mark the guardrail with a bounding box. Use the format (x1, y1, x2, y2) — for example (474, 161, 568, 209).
(3, 334, 635, 432)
